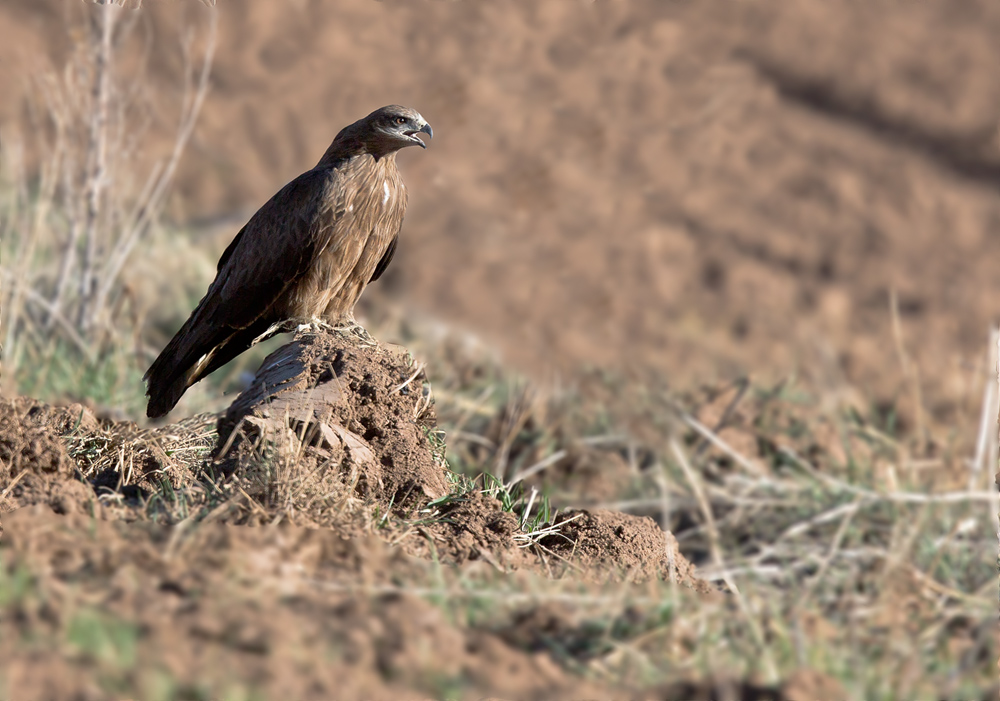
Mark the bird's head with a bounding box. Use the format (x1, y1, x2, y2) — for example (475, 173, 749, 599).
(370, 105, 433, 150)
(336, 105, 433, 159)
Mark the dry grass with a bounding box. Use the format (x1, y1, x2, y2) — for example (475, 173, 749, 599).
(1, 3, 216, 415)
(399, 320, 999, 699)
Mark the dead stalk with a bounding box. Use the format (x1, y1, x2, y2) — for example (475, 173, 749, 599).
(508, 449, 566, 487)
(0, 469, 29, 503)
(1, 3, 217, 396)
(795, 498, 861, 609)
(682, 412, 766, 477)
(669, 437, 779, 684)
(889, 288, 926, 455)
(78, 5, 117, 332)
(93, 9, 218, 321)
(653, 459, 672, 533)
(969, 327, 999, 490)
(993, 328, 1000, 541)
(391, 361, 426, 395)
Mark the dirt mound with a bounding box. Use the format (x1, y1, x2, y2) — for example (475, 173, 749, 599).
(0, 399, 74, 478)
(216, 329, 449, 511)
(209, 329, 707, 588)
(543, 509, 703, 586)
(1, 332, 706, 591)
(0, 398, 95, 518)
(414, 489, 527, 568)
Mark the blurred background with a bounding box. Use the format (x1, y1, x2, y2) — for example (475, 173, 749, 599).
(1, 3, 998, 698)
(3, 0, 999, 425)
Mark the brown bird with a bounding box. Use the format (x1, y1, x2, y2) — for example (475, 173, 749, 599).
(144, 105, 432, 418)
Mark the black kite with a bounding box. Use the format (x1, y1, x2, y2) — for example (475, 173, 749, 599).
(144, 105, 432, 418)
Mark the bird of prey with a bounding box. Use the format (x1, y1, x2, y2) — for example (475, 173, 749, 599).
(144, 105, 432, 418)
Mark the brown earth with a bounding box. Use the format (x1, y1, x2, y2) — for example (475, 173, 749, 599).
(0, 332, 719, 698)
(2, 506, 613, 701)
(4, 504, 812, 701)
(1, 331, 704, 585)
(0, 398, 97, 524)
(4, 0, 1000, 429)
(216, 330, 452, 512)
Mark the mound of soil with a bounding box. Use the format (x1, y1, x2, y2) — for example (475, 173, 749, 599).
(0, 398, 96, 519)
(0, 330, 707, 590)
(543, 509, 700, 585)
(411, 491, 708, 589)
(210, 329, 707, 588)
(216, 329, 449, 510)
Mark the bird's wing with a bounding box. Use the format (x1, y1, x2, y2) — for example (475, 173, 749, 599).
(215, 223, 247, 273)
(144, 167, 358, 417)
(146, 169, 340, 378)
(206, 167, 346, 328)
(369, 234, 398, 283)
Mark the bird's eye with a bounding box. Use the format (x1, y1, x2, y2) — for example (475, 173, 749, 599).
(395, 116, 408, 125)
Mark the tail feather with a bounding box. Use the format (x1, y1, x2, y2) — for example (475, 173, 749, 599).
(145, 318, 224, 418)
(146, 367, 201, 419)
(145, 317, 276, 418)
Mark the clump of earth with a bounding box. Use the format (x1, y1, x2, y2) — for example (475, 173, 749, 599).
(0, 330, 706, 584)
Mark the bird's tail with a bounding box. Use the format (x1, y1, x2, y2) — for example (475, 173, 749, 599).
(144, 318, 276, 418)
(144, 322, 220, 419)
(145, 371, 195, 420)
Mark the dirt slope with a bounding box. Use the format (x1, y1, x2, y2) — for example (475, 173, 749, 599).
(3, 1, 1000, 428)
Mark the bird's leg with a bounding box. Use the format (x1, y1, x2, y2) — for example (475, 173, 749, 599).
(295, 316, 339, 335)
(292, 314, 376, 346)
(330, 313, 377, 346)
(348, 324, 377, 346)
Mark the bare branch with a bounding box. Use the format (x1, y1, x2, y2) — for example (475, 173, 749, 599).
(93, 8, 218, 323)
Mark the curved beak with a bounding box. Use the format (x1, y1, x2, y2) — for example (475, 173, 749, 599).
(406, 121, 433, 148)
